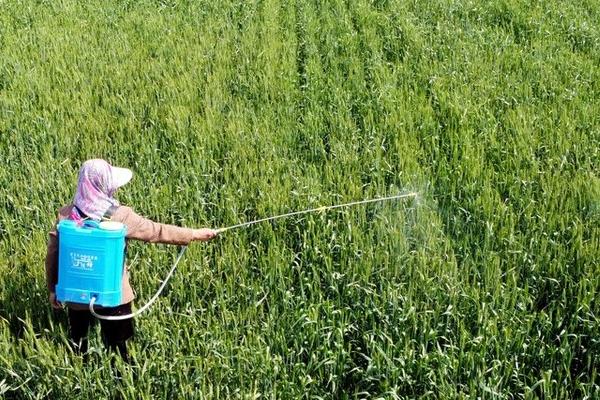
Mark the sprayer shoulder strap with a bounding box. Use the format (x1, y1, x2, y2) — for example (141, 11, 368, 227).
(102, 205, 118, 221)
(73, 205, 117, 221)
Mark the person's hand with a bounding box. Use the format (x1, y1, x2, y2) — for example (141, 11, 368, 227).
(49, 292, 62, 309)
(193, 228, 218, 242)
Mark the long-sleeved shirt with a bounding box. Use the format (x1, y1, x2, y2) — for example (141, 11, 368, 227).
(45, 204, 195, 310)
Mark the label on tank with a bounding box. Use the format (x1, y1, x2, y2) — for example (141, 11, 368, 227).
(69, 252, 98, 270)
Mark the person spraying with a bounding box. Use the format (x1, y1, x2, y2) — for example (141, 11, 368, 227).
(44, 159, 217, 362)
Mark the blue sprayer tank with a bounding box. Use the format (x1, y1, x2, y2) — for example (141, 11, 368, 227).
(56, 220, 127, 307)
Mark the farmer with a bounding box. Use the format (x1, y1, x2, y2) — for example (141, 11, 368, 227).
(45, 159, 217, 362)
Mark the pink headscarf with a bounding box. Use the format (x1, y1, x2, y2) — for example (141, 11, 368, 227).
(72, 159, 133, 221)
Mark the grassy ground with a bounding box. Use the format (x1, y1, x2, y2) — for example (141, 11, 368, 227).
(0, 0, 598, 398)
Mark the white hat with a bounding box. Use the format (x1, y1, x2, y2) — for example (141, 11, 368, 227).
(110, 165, 133, 188)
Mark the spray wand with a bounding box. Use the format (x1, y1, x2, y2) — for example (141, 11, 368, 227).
(90, 192, 418, 320)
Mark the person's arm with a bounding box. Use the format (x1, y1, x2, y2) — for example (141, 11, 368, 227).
(116, 206, 216, 244)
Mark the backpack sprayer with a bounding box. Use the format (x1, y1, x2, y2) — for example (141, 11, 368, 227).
(56, 219, 127, 307)
(55, 192, 418, 320)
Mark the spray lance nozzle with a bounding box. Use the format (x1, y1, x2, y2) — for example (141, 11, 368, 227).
(214, 192, 419, 234)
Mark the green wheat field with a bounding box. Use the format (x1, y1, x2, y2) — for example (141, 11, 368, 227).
(0, 0, 598, 398)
